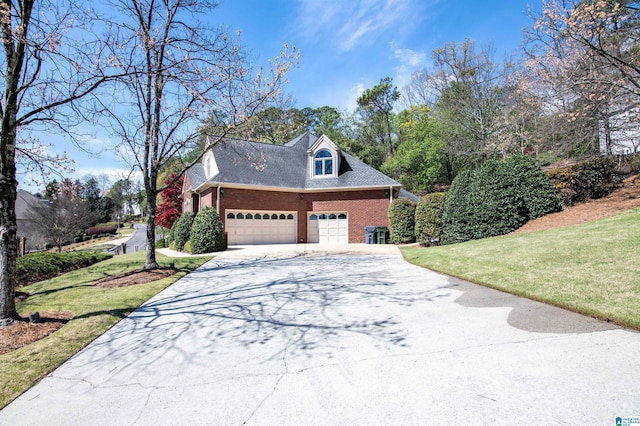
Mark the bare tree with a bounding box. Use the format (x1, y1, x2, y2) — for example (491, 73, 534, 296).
(26, 196, 97, 252)
(524, 0, 640, 155)
(97, 0, 297, 269)
(0, 1, 117, 323)
(403, 39, 512, 173)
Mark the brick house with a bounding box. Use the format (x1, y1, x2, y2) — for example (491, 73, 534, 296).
(182, 133, 415, 245)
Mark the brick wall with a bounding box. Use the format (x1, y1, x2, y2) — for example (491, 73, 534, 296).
(209, 187, 390, 243)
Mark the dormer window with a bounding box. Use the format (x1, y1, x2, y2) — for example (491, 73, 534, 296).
(308, 134, 340, 179)
(314, 150, 333, 176)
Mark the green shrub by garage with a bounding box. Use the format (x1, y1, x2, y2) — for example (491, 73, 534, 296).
(190, 206, 225, 254)
(388, 198, 416, 244)
(173, 211, 195, 251)
(415, 192, 446, 246)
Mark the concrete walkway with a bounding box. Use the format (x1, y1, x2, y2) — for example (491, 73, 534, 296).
(157, 243, 401, 259)
(1, 247, 639, 425)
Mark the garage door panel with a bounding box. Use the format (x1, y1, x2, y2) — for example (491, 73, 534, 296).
(308, 212, 348, 244)
(226, 210, 297, 245)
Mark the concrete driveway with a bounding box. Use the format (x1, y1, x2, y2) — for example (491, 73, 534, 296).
(1, 246, 639, 425)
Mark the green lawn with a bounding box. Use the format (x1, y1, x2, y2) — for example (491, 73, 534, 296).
(401, 208, 640, 330)
(0, 251, 213, 409)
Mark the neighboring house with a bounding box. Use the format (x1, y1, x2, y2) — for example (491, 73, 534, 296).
(16, 190, 49, 252)
(182, 133, 410, 244)
(599, 104, 639, 155)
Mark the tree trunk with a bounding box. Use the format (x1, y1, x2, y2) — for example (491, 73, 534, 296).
(143, 185, 159, 270)
(0, 137, 19, 323)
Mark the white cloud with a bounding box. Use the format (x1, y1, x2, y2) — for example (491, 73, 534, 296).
(344, 82, 366, 111)
(393, 46, 426, 67)
(294, 0, 422, 52)
(392, 44, 427, 89)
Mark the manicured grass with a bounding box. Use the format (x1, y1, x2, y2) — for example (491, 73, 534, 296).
(0, 251, 213, 409)
(401, 208, 640, 330)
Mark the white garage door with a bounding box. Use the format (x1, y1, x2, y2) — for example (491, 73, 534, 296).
(307, 213, 348, 244)
(225, 210, 297, 245)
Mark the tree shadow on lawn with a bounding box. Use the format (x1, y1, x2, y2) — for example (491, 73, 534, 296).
(66, 254, 449, 378)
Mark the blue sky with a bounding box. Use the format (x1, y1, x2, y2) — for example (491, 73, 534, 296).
(221, 0, 538, 109)
(18, 0, 539, 193)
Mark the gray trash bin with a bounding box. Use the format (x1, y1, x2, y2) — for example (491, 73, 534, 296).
(365, 226, 376, 244)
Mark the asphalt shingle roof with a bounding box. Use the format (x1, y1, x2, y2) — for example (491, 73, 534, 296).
(186, 133, 402, 191)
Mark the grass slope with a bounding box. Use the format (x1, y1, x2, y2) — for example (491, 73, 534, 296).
(0, 251, 213, 409)
(401, 208, 640, 330)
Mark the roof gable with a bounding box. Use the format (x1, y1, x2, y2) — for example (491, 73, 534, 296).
(188, 133, 401, 192)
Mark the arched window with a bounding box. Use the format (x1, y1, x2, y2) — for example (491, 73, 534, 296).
(287, 214, 294, 220)
(263, 214, 270, 219)
(279, 214, 286, 220)
(227, 212, 235, 219)
(314, 150, 333, 176)
(246, 213, 253, 219)
(237, 213, 244, 219)
(309, 214, 318, 220)
(271, 214, 278, 220)
(338, 213, 347, 219)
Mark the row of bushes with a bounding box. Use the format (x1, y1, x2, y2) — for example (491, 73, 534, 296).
(388, 155, 622, 246)
(86, 225, 118, 237)
(16, 251, 113, 286)
(388, 155, 563, 246)
(165, 206, 225, 254)
(442, 155, 562, 244)
(387, 193, 447, 246)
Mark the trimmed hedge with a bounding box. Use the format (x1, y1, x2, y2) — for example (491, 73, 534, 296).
(388, 199, 416, 244)
(466, 159, 526, 239)
(190, 206, 225, 254)
(16, 251, 113, 286)
(547, 157, 617, 206)
(415, 192, 446, 246)
(173, 211, 195, 251)
(441, 170, 474, 245)
(442, 156, 561, 244)
(506, 155, 562, 219)
(86, 225, 117, 236)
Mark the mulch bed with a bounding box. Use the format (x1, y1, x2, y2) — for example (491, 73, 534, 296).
(94, 267, 177, 288)
(0, 311, 74, 355)
(512, 174, 640, 235)
(0, 267, 178, 355)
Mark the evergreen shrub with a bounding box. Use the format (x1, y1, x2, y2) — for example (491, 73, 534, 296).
(442, 156, 562, 244)
(466, 160, 526, 239)
(415, 192, 446, 246)
(388, 199, 416, 244)
(506, 155, 562, 219)
(16, 251, 112, 286)
(441, 169, 474, 245)
(173, 211, 194, 251)
(190, 206, 225, 254)
(547, 157, 617, 205)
